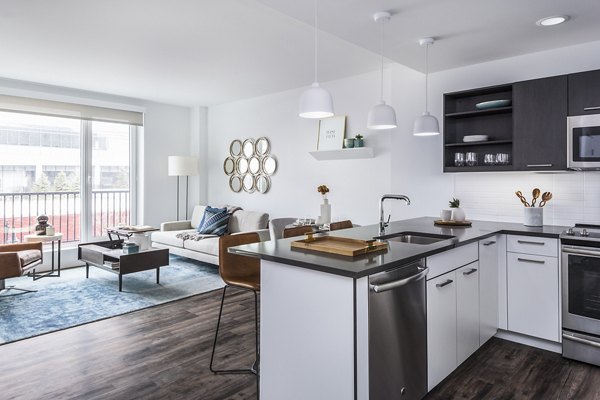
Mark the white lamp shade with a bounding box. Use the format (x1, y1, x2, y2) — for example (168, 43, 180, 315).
(413, 112, 440, 136)
(168, 156, 199, 176)
(367, 101, 397, 130)
(299, 82, 334, 119)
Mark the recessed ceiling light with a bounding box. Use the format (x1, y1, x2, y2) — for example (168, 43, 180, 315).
(536, 15, 569, 27)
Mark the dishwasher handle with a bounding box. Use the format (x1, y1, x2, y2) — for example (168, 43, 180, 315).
(370, 267, 429, 293)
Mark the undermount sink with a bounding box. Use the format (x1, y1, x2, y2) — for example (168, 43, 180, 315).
(375, 231, 454, 245)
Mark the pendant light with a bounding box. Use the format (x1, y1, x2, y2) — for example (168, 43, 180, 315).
(299, 0, 334, 119)
(367, 11, 397, 130)
(413, 37, 440, 136)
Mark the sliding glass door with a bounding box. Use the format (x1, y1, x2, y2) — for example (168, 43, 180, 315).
(0, 111, 135, 245)
(90, 121, 132, 238)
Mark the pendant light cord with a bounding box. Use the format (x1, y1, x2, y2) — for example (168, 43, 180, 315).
(314, 0, 318, 83)
(425, 43, 429, 112)
(379, 19, 384, 101)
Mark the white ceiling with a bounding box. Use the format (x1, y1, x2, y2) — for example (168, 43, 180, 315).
(0, 0, 598, 107)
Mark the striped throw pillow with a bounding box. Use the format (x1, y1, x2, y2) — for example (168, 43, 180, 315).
(197, 207, 230, 236)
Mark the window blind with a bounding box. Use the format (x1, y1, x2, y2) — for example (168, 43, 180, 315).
(0, 94, 143, 126)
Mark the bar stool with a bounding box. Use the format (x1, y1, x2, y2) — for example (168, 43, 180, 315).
(210, 232, 261, 381)
(329, 220, 353, 231)
(282, 226, 313, 238)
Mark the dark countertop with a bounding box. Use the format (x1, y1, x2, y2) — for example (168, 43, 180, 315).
(230, 217, 568, 279)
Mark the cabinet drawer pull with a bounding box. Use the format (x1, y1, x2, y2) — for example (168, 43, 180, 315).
(483, 241, 496, 246)
(517, 240, 545, 246)
(462, 268, 478, 276)
(584, 106, 600, 111)
(436, 279, 453, 288)
(517, 257, 545, 264)
(526, 164, 553, 168)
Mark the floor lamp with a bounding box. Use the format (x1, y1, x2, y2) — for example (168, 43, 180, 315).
(168, 156, 199, 220)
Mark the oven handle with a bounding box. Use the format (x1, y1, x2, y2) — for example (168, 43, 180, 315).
(563, 332, 600, 349)
(562, 246, 600, 258)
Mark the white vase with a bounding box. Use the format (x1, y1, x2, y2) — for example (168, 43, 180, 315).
(320, 199, 331, 224)
(452, 207, 466, 222)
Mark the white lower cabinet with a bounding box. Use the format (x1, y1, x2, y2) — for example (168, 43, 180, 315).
(507, 252, 559, 342)
(456, 262, 480, 365)
(479, 237, 500, 344)
(427, 270, 457, 391)
(426, 261, 481, 391)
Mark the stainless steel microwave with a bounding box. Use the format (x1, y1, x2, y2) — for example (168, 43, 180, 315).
(568, 114, 600, 170)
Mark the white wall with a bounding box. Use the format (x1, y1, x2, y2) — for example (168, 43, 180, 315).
(142, 102, 191, 226)
(189, 106, 209, 214)
(427, 40, 600, 226)
(207, 69, 396, 226)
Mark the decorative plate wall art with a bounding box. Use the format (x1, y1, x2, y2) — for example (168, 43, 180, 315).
(224, 137, 276, 194)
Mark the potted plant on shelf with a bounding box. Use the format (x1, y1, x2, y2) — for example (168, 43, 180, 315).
(449, 197, 466, 222)
(354, 134, 364, 148)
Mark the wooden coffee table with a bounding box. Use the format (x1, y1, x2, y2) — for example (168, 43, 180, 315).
(78, 240, 169, 292)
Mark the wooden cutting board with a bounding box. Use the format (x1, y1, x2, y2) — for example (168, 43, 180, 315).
(434, 220, 472, 227)
(291, 235, 388, 257)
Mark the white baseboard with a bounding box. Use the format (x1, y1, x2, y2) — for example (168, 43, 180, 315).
(495, 329, 562, 354)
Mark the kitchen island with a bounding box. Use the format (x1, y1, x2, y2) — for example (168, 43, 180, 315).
(231, 217, 566, 400)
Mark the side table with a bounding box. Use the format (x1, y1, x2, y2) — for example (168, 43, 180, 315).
(24, 233, 62, 280)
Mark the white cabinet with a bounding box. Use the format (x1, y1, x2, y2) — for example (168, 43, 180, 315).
(479, 237, 500, 345)
(507, 252, 559, 341)
(427, 271, 457, 391)
(456, 262, 480, 365)
(506, 235, 559, 343)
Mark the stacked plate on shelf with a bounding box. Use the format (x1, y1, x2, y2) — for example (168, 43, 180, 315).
(475, 99, 512, 110)
(463, 135, 489, 143)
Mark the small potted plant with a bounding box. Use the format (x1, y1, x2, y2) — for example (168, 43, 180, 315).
(354, 134, 364, 148)
(449, 197, 466, 222)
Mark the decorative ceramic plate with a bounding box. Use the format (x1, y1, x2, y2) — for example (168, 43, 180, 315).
(463, 135, 489, 142)
(475, 99, 511, 110)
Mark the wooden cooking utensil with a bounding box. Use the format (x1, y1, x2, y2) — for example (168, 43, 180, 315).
(539, 192, 553, 207)
(515, 191, 530, 207)
(531, 188, 541, 207)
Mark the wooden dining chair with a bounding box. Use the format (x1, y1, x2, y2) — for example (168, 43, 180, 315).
(329, 220, 353, 231)
(282, 226, 313, 238)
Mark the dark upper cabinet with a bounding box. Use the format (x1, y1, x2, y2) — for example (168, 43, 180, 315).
(569, 70, 600, 116)
(513, 76, 568, 171)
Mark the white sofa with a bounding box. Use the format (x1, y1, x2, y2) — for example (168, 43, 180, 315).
(151, 205, 270, 265)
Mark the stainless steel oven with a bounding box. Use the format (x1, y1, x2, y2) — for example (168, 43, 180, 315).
(561, 225, 600, 365)
(568, 114, 600, 170)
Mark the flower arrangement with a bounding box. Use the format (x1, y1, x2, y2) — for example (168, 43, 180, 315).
(317, 185, 330, 199)
(448, 198, 460, 208)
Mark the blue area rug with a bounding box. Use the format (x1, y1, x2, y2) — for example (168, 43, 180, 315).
(0, 255, 224, 345)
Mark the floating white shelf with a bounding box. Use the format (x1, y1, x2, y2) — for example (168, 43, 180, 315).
(309, 147, 374, 161)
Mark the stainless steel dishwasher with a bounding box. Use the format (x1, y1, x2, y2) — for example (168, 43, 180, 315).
(369, 260, 428, 400)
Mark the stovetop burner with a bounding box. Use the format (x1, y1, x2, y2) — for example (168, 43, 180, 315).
(561, 223, 600, 243)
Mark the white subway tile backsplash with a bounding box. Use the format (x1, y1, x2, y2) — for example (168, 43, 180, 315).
(453, 171, 596, 227)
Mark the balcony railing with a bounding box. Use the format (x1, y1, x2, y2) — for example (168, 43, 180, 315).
(0, 189, 130, 244)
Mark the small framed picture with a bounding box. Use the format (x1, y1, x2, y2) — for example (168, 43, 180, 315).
(317, 116, 346, 150)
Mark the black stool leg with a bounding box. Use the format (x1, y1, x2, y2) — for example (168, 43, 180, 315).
(209, 285, 259, 376)
(254, 290, 260, 398)
(210, 285, 228, 373)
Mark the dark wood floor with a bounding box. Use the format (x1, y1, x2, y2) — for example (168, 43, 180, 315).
(426, 337, 600, 400)
(2, 287, 600, 400)
(0, 287, 258, 400)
